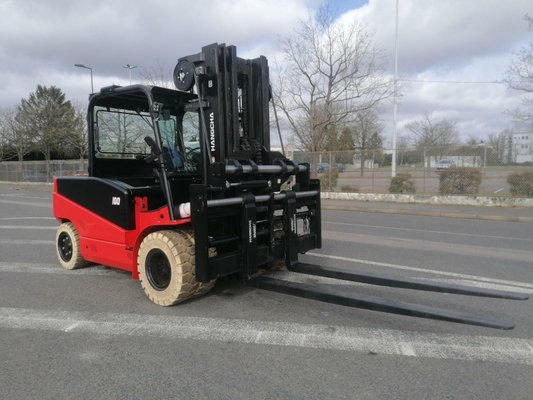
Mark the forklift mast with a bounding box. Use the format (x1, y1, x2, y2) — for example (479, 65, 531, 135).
(168, 44, 322, 283)
(174, 43, 271, 165)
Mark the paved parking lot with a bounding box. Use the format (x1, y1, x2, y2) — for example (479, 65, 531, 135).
(1, 183, 533, 399)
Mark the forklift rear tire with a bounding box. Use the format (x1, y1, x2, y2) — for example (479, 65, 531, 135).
(137, 230, 215, 306)
(56, 222, 87, 270)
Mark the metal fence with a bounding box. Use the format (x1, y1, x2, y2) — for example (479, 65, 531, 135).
(2, 146, 533, 198)
(292, 145, 533, 197)
(0, 160, 88, 182)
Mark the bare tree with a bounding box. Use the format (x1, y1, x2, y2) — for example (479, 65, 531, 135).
(505, 15, 533, 122)
(273, 5, 392, 153)
(485, 132, 500, 156)
(63, 104, 88, 170)
(0, 108, 11, 161)
(325, 125, 354, 152)
(1, 106, 31, 164)
(349, 110, 383, 176)
(406, 112, 458, 148)
(465, 136, 479, 146)
(140, 62, 174, 88)
(397, 135, 412, 166)
(0, 106, 32, 182)
(406, 112, 459, 167)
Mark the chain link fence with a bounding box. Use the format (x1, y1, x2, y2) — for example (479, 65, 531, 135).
(2, 145, 533, 197)
(293, 144, 533, 197)
(0, 160, 88, 182)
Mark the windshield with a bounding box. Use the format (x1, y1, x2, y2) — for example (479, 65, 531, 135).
(158, 111, 201, 173)
(94, 106, 201, 174)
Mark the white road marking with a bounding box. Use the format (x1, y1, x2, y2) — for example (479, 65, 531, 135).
(323, 220, 533, 242)
(0, 194, 50, 200)
(0, 239, 54, 245)
(272, 270, 364, 286)
(0, 262, 116, 276)
(64, 321, 80, 332)
(0, 225, 55, 230)
(0, 199, 51, 208)
(494, 188, 504, 193)
(399, 342, 417, 356)
(0, 306, 531, 365)
(306, 252, 533, 290)
(415, 278, 533, 294)
(0, 217, 55, 221)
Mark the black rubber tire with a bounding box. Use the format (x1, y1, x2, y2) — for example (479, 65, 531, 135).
(56, 222, 87, 270)
(137, 229, 216, 306)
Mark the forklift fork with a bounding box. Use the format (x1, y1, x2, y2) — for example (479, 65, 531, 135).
(250, 262, 528, 330)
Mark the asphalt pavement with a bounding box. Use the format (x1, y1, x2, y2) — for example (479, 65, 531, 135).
(0, 182, 532, 399)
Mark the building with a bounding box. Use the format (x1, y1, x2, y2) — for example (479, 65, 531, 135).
(500, 123, 533, 164)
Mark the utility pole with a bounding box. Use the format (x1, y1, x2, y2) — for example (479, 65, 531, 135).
(391, 0, 399, 177)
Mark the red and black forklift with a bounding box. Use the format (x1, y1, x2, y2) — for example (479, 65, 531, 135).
(53, 43, 527, 329)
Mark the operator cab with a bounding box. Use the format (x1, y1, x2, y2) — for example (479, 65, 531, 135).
(89, 85, 201, 186)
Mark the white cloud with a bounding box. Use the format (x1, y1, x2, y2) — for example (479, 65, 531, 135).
(0, 0, 309, 105)
(351, 0, 532, 73)
(342, 0, 533, 144)
(0, 0, 531, 143)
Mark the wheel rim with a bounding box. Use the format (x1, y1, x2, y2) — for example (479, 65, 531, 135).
(145, 249, 171, 290)
(58, 232, 73, 262)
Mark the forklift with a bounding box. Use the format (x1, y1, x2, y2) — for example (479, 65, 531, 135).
(54, 43, 527, 329)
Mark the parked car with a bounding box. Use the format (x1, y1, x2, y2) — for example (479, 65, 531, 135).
(22, 172, 49, 182)
(316, 163, 330, 173)
(435, 159, 456, 170)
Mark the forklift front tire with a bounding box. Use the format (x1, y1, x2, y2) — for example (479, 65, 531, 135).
(56, 222, 87, 270)
(137, 230, 213, 306)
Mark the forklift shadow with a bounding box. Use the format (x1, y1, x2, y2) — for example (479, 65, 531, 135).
(208, 275, 255, 299)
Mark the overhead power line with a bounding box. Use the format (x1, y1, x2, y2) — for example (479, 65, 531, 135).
(399, 78, 505, 85)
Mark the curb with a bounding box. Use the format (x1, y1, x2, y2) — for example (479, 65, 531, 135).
(321, 204, 533, 224)
(322, 192, 533, 208)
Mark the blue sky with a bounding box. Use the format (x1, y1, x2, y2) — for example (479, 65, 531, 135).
(331, 0, 368, 16)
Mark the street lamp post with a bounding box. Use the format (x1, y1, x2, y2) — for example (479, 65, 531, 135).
(74, 64, 94, 93)
(123, 64, 138, 85)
